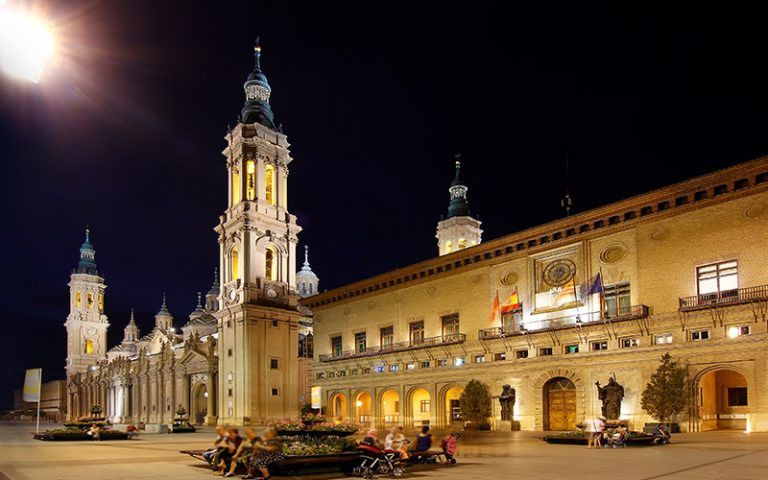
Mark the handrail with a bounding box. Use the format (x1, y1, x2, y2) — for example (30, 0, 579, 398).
(679, 285, 768, 311)
(319, 333, 466, 362)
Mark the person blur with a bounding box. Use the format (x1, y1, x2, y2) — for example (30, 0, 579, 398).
(440, 432, 458, 462)
(413, 425, 432, 452)
(215, 428, 242, 476)
(203, 426, 229, 471)
(361, 428, 381, 448)
(225, 427, 257, 477)
(653, 424, 671, 444)
(384, 426, 405, 450)
(87, 424, 101, 441)
(125, 423, 139, 439)
(243, 427, 284, 480)
(585, 417, 605, 449)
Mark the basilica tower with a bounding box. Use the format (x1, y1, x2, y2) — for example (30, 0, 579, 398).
(436, 160, 483, 255)
(214, 42, 302, 425)
(64, 228, 109, 376)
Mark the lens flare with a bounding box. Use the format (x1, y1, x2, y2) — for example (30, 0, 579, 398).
(0, 5, 54, 82)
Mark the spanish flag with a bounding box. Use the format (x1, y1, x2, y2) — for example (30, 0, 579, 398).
(23, 368, 42, 403)
(500, 287, 521, 314)
(490, 291, 500, 323)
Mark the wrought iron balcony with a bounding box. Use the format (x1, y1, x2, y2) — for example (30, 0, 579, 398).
(318, 333, 466, 362)
(679, 285, 768, 311)
(479, 305, 649, 340)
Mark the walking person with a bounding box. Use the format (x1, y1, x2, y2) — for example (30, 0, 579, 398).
(585, 417, 605, 449)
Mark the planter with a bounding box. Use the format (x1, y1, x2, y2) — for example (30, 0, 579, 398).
(538, 431, 659, 446)
(35, 430, 129, 441)
(277, 429, 356, 438)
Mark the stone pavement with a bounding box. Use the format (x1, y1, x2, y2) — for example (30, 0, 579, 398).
(0, 422, 767, 480)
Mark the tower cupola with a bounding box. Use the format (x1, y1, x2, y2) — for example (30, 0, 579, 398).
(436, 158, 483, 256)
(154, 292, 174, 332)
(447, 161, 470, 218)
(240, 40, 276, 128)
(76, 227, 98, 275)
(123, 308, 140, 343)
(295, 245, 320, 298)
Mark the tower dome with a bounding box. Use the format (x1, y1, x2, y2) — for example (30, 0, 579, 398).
(240, 40, 276, 128)
(295, 245, 319, 298)
(75, 227, 98, 275)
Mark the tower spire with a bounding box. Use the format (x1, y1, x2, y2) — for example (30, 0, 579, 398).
(446, 154, 470, 218)
(75, 226, 98, 274)
(241, 38, 276, 128)
(303, 244, 310, 267)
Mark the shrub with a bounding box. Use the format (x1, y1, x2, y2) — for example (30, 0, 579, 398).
(459, 379, 492, 427)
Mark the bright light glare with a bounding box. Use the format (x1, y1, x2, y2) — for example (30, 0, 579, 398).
(727, 326, 740, 338)
(0, 6, 54, 82)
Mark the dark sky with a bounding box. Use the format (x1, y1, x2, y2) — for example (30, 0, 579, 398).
(3, 1, 768, 406)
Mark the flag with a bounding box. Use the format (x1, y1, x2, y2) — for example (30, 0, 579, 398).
(586, 272, 604, 295)
(490, 291, 500, 323)
(23, 368, 42, 403)
(554, 278, 577, 306)
(500, 287, 521, 314)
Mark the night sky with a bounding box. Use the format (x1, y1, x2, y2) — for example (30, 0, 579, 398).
(3, 1, 768, 407)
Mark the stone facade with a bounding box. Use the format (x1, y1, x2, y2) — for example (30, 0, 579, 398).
(307, 157, 768, 433)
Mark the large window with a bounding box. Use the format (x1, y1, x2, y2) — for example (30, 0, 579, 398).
(441, 313, 460, 340)
(420, 399, 431, 413)
(265, 164, 275, 205)
(230, 247, 240, 282)
(265, 246, 277, 281)
(246, 160, 256, 200)
(604, 282, 631, 318)
(84, 339, 93, 355)
(232, 167, 241, 204)
(727, 387, 748, 406)
(697, 260, 738, 295)
(380, 326, 394, 350)
(331, 336, 342, 357)
(75, 291, 82, 308)
(87, 293, 94, 310)
(409, 321, 424, 345)
(98, 293, 104, 313)
(354, 331, 367, 353)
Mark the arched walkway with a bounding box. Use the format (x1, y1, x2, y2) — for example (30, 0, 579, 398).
(380, 390, 400, 426)
(695, 368, 749, 431)
(443, 386, 464, 426)
(355, 392, 372, 425)
(408, 388, 431, 428)
(192, 383, 208, 425)
(544, 377, 577, 431)
(330, 392, 348, 422)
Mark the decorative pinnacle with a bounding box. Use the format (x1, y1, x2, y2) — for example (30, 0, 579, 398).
(196, 292, 203, 308)
(162, 292, 167, 308)
(213, 267, 220, 286)
(304, 245, 310, 266)
(254, 36, 261, 52)
(129, 308, 136, 323)
(85, 225, 91, 243)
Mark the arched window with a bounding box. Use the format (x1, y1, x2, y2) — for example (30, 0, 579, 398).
(265, 245, 278, 281)
(84, 339, 93, 355)
(246, 160, 256, 200)
(445, 240, 453, 253)
(75, 291, 82, 308)
(98, 293, 104, 312)
(230, 247, 240, 282)
(265, 164, 275, 205)
(232, 167, 241, 204)
(458, 238, 467, 249)
(87, 293, 94, 310)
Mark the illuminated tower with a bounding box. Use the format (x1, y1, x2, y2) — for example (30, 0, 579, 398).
(64, 228, 109, 376)
(214, 41, 302, 425)
(436, 160, 482, 255)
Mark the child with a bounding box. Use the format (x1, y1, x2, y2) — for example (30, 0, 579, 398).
(440, 432, 458, 463)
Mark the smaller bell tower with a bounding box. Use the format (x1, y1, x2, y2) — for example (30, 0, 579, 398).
(436, 160, 482, 256)
(64, 228, 109, 376)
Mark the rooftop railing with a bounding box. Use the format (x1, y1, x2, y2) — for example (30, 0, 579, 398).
(318, 333, 466, 362)
(679, 285, 768, 311)
(479, 304, 649, 340)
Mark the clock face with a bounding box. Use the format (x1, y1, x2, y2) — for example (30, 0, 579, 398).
(228, 289, 237, 301)
(543, 259, 577, 287)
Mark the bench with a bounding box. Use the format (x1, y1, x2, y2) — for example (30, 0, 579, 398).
(407, 449, 447, 464)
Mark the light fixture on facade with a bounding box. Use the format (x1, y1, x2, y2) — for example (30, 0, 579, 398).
(727, 326, 740, 338)
(356, 400, 363, 407)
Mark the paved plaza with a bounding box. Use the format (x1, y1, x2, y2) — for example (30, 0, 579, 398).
(0, 423, 767, 480)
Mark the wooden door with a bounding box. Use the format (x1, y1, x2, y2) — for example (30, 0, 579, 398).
(546, 378, 577, 430)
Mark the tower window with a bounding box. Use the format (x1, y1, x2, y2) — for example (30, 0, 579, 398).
(230, 247, 240, 282)
(84, 339, 93, 354)
(270, 358, 279, 369)
(75, 291, 82, 308)
(265, 164, 275, 205)
(445, 241, 453, 253)
(98, 294, 104, 313)
(232, 167, 241, 204)
(265, 246, 277, 281)
(87, 293, 94, 310)
(458, 238, 467, 249)
(246, 160, 256, 200)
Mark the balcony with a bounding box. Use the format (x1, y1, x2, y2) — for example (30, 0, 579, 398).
(479, 305, 649, 340)
(318, 333, 466, 362)
(679, 285, 768, 311)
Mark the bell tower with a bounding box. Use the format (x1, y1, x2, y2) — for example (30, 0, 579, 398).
(214, 41, 301, 425)
(64, 228, 109, 377)
(436, 160, 482, 256)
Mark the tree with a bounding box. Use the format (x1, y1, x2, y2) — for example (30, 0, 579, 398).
(90, 404, 103, 418)
(459, 379, 492, 428)
(641, 353, 688, 424)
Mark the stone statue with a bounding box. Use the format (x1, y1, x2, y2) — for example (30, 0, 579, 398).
(596, 377, 624, 420)
(499, 384, 516, 421)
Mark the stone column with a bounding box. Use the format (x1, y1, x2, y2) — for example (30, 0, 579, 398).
(122, 384, 130, 421)
(181, 374, 190, 417)
(205, 369, 217, 426)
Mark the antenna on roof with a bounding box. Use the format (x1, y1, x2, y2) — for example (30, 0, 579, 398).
(560, 152, 573, 217)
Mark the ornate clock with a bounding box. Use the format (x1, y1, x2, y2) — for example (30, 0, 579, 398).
(543, 259, 577, 287)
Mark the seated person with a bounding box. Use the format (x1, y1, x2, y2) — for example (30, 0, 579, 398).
(203, 427, 229, 470)
(440, 432, 458, 461)
(125, 424, 139, 439)
(360, 429, 382, 448)
(413, 426, 432, 452)
(243, 427, 284, 480)
(215, 428, 242, 475)
(224, 428, 257, 478)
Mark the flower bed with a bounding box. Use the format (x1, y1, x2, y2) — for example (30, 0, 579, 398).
(538, 430, 657, 446)
(270, 418, 360, 438)
(35, 429, 129, 441)
(280, 435, 358, 456)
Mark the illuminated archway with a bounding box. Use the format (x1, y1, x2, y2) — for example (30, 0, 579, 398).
(192, 383, 208, 425)
(380, 390, 400, 426)
(329, 392, 348, 422)
(697, 369, 749, 431)
(444, 386, 463, 425)
(409, 388, 431, 427)
(355, 391, 372, 425)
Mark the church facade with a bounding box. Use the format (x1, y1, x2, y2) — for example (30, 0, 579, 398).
(307, 157, 768, 433)
(65, 44, 318, 426)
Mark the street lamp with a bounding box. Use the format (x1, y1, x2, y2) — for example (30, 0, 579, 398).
(0, 3, 54, 82)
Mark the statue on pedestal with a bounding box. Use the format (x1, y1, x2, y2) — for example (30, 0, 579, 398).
(595, 377, 624, 420)
(499, 385, 516, 421)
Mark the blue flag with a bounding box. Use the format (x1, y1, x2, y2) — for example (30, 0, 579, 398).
(586, 272, 603, 295)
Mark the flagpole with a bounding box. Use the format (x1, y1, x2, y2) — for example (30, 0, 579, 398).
(35, 370, 42, 435)
(599, 267, 606, 320)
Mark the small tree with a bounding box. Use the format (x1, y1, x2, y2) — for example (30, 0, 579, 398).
(641, 353, 688, 424)
(90, 404, 103, 418)
(459, 379, 492, 429)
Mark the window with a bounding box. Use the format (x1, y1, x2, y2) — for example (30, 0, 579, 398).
(494, 352, 507, 361)
(265, 164, 275, 205)
(441, 313, 460, 340)
(75, 291, 82, 308)
(697, 260, 738, 295)
(98, 294, 104, 312)
(230, 247, 239, 281)
(604, 283, 630, 318)
(454, 357, 466, 367)
(515, 349, 528, 359)
(246, 160, 256, 200)
(539, 347, 553, 356)
(272, 320, 279, 327)
(374, 365, 385, 373)
(355, 331, 367, 353)
(350, 369, 358, 376)
(390, 364, 399, 372)
(406, 362, 415, 370)
(227, 348, 233, 357)
(265, 246, 277, 281)
(591, 341, 608, 351)
(363, 368, 371, 374)
(270, 358, 279, 369)
(502, 312, 522, 333)
(420, 399, 431, 412)
(474, 354, 486, 363)
(727, 325, 750, 338)
(331, 336, 342, 357)
(87, 293, 94, 310)
(445, 240, 453, 253)
(380, 326, 394, 350)
(232, 166, 241, 204)
(691, 330, 710, 341)
(420, 361, 431, 368)
(564, 344, 579, 354)
(458, 238, 467, 249)
(409, 321, 424, 345)
(437, 359, 448, 367)
(655, 333, 673, 345)
(621, 338, 639, 348)
(338, 370, 346, 376)
(271, 388, 279, 396)
(84, 339, 93, 354)
(727, 387, 748, 406)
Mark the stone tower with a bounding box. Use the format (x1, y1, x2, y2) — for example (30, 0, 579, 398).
(64, 228, 109, 376)
(214, 42, 302, 425)
(436, 160, 483, 256)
